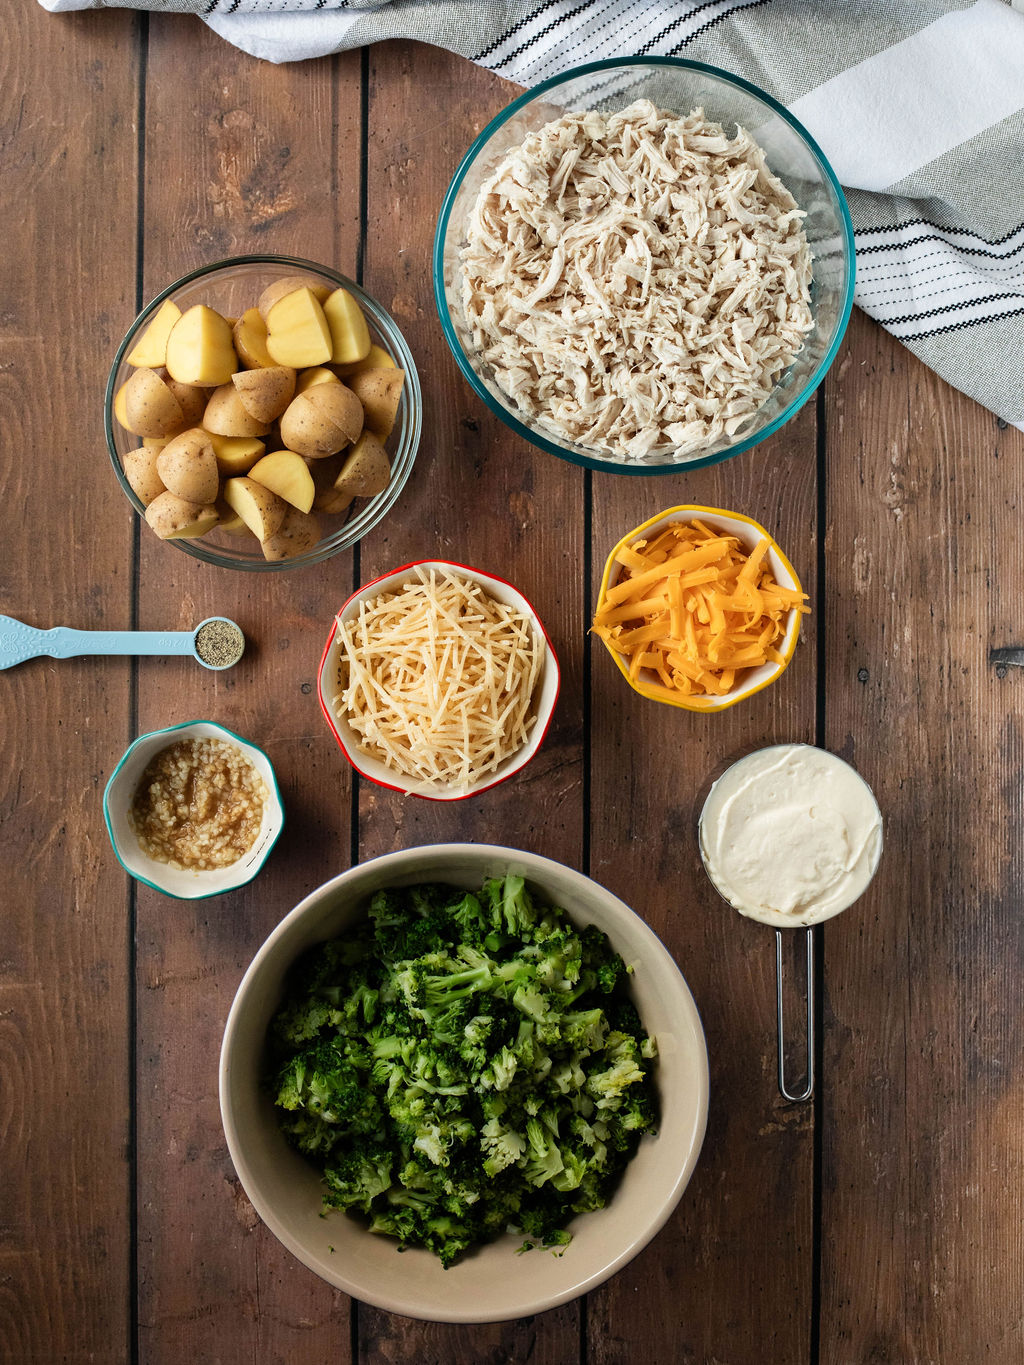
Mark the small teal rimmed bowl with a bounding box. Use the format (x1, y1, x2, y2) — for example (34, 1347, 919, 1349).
(433, 57, 855, 475)
(103, 720, 284, 900)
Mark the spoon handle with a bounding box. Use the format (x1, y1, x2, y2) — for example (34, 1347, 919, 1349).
(0, 617, 194, 669)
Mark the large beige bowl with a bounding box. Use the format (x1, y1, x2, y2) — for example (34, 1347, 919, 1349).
(219, 844, 709, 1323)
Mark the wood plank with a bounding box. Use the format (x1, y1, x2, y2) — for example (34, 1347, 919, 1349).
(0, 7, 140, 1362)
(588, 400, 820, 1364)
(133, 23, 361, 1362)
(821, 312, 1024, 1363)
(355, 43, 584, 1360)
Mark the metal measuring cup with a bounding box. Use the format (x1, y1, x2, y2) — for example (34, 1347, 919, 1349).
(697, 743, 883, 1102)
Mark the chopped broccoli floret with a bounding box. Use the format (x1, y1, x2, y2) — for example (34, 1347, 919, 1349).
(265, 876, 658, 1267)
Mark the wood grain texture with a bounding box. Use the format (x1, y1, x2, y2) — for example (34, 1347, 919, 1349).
(0, 7, 140, 1362)
(587, 397, 820, 1365)
(6, 19, 1024, 1365)
(354, 43, 583, 1361)
(820, 312, 1024, 1364)
(133, 22, 360, 1363)
(349, 37, 581, 1359)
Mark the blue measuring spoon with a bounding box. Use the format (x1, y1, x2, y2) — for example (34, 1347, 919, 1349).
(0, 615, 244, 672)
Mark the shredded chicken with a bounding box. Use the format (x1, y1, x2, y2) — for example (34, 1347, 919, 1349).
(460, 101, 814, 463)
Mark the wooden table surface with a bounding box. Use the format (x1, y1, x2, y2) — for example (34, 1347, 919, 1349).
(4, 8, 1023, 1364)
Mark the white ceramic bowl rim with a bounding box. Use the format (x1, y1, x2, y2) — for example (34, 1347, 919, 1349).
(102, 719, 285, 900)
(317, 559, 561, 801)
(219, 843, 710, 1321)
(433, 55, 856, 476)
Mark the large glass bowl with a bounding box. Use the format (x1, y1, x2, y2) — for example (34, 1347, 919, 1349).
(105, 255, 422, 571)
(433, 58, 854, 476)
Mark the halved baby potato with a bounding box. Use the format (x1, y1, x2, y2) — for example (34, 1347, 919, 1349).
(208, 433, 266, 477)
(233, 308, 275, 370)
(280, 382, 363, 459)
(334, 430, 391, 498)
(122, 446, 166, 507)
(126, 299, 181, 369)
(156, 428, 220, 505)
(204, 384, 272, 439)
(223, 476, 287, 542)
(265, 288, 333, 368)
(335, 343, 396, 378)
(323, 288, 371, 366)
(165, 305, 238, 386)
(232, 365, 295, 424)
(248, 450, 315, 514)
(347, 368, 404, 440)
(164, 378, 208, 427)
(261, 506, 321, 561)
(257, 276, 331, 321)
(123, 368, 186, 438)
(295, 366, 340, 394)
(145, 491, 219, 540)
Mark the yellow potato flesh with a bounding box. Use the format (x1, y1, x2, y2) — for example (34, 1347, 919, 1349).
(323, 288, 371, 366)
(265, 289, 333, 368)
(213, 497, 252, 536)
(113, 382, 131, 431)
(247, 450, 315, 514)
(126, 299, 182, 368)
(313, 485, 354, 515)
(233, 308, 275, 369)
(257, 276, 330, 321)
(208, 433, 266, 476)
(335, 343, 395, 377)
(165, 305, 238, 386)
(295, 366, 341, 394)
(223, 476, 287, 542)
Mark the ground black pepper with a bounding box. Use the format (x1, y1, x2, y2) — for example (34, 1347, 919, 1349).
(195, 619, 245, 669)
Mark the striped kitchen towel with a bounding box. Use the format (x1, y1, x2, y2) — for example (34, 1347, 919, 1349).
(41, 0, 1024, 429)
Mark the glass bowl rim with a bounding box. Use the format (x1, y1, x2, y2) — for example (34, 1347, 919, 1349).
(432, 55, 856, 477)
(105, 253, 422, 571)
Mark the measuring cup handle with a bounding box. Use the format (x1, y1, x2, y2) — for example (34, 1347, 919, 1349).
(47, 628, 195, 659)
(775, 927, 814, 1103)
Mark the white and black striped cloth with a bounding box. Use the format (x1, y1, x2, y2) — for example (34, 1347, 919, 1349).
(42, 0, 1024, 428)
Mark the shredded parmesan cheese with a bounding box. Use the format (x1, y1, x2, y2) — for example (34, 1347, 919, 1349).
(593, 520, 810, 697)
(461, 100, 813, 464)
(333, 567, 545, 792)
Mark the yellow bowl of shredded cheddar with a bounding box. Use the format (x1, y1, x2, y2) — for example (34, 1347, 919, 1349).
(594, 505, 808, 712)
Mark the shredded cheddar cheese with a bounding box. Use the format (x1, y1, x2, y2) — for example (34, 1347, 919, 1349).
(592, 520, 809, 697)
(333, 566, 544, 792)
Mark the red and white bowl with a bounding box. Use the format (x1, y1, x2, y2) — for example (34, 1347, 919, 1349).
(317, 560, 560, 800)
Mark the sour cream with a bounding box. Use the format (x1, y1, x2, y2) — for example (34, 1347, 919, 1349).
(698, 744, 882, 928)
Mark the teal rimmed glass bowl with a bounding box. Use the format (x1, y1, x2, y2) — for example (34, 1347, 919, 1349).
(433, 57, 855, 476)
(105, 255, 422, 571)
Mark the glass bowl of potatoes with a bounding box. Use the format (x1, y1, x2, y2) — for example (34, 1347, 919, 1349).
(105, 255, 422, 571)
